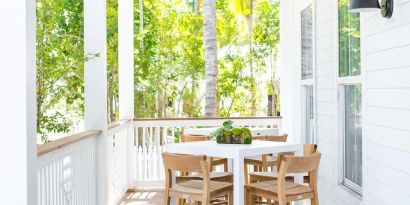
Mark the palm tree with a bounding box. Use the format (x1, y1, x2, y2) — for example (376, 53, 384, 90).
(203, 0, 218, 117)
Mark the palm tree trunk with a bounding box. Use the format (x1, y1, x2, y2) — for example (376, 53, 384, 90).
(203, 0, 218, 117)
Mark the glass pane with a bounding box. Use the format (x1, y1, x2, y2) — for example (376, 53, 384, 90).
(339, 0, 361, 77)
(305, 86, 314, 143)
(301, 5, 313, 80)
(344, 85, 362, 186)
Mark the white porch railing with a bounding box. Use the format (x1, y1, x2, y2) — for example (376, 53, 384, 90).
(37, 120, 131, 205)
(132, 117, 282, 189)
(37, 131, 100, 205)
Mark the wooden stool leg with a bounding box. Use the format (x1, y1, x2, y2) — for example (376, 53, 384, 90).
(224, 159, 228, 172)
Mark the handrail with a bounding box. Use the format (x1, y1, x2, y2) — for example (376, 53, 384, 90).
(37, 130, 102, 157)
(134, 116, 282, 121)
(108, 119, 131, 130)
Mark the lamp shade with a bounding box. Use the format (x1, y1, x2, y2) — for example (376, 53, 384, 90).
(349, 0, 381, 12)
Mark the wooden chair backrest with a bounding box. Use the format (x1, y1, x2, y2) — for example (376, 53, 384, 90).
(253, 133, 288, 142)
(180, 133, 210, 143)
(162, 152, 208, 173)
(162, 152, 211, 200)
(276, 152, 321, 201)
(303, 144, 318, 156)
(276, 144, 318, 172)
(279, 152, 321, 174)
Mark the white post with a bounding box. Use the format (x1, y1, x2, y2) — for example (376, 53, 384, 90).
(0, 0, 37, 204)
(119, 0, 136, 189)
(84, 0, 108, 204)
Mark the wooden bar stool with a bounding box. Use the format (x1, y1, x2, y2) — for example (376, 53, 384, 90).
(249, 144, 318, 184)
(245, 152, 321, 205)
(162, 152, 234, 205)
(244, 134, 288, 184)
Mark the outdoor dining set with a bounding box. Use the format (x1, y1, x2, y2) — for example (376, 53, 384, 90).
(161, 123, 321, 205)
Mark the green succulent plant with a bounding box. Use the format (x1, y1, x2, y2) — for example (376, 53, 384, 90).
(231, 127, 242, 136)
(212, 121, 252, 144)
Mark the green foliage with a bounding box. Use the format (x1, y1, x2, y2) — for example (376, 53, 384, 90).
(134, 0, 205, 118)
(36, 0, 281, 143)
(107, 0, 120, 123)
(211, 120, 252, 144)
(231, 127, 242, 136)
(36, 0, 86, 142)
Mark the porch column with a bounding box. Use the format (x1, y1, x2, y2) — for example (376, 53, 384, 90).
(0, 0, 37, 204)
(118, 0, 136, 188)
(84, 0, 109, 204)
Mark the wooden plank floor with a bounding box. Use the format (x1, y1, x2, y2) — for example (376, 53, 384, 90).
(120, 191, 310, 205)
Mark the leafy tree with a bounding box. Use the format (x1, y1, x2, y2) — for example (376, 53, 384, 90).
(36, 0, 86, 142)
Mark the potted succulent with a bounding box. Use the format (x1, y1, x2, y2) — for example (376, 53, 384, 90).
(210, 120, 252, 144)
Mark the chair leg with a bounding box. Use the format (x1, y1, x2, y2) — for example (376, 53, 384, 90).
(229, 192, 234, 205)
(177, 198, 183, 205)
(262, 163, 269, 172)
(244, 163, 249, 185)
(245, 189, 252, 205)
(164, 192, 171, 205)
(311, 195, 319, 205)
(224, 159, 228, 172)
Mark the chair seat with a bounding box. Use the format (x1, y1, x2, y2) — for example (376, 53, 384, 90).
(172, 180, 233, 196)
(245, 180, 313, 197)
(245, 155, 277, 166)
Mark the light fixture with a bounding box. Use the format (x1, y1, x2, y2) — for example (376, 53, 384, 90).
(349, 0, 394, 18)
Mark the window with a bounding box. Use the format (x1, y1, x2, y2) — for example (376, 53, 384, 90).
(301, 4, 315, 144)
(301, 5, 313, 80)
(344, 85, 362, 189)
(304, 85, 314, 144)
(338, 0, 362, 195)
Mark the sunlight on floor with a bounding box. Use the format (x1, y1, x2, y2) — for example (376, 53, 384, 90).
(120, 191, 164, 205)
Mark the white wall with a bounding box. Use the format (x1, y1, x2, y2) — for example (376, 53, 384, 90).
(282, 0, 361, 204)
(362, 0, 410, 204)
(281, 0, 410, 204)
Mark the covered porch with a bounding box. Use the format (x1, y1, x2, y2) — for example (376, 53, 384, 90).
(2, 0, 410, 204)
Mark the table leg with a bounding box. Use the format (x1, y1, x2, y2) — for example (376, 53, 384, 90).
(294, 144, 304, 205)
(228, 159, 233, 172)
(234, 155, 245, 205)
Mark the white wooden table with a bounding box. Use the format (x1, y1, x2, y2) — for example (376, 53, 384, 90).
(166, 140, 304, 205)
(183, 127, 279, 136)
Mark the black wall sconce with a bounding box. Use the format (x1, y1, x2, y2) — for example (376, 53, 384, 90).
(349, 0, 394, 18)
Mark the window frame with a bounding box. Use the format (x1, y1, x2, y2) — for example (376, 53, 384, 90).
(337, 82, 362, 195)
(300, 2, 316, 145)
(336, 0, 363, 196)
